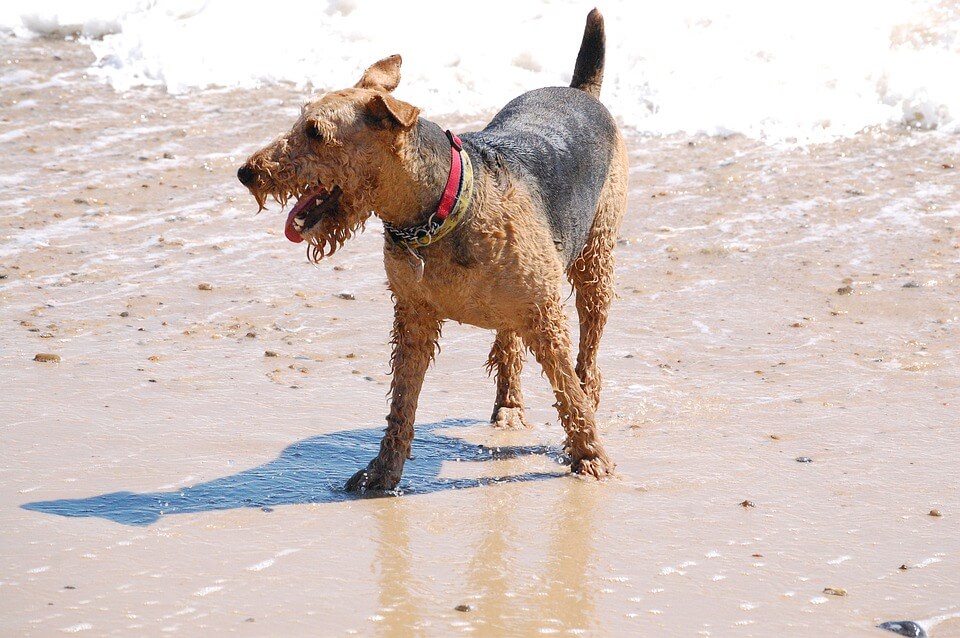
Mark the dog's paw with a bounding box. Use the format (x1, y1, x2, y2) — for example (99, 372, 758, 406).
(491, 406, 530, 430)
(571, 453, 616, 480)
(345, 463, 401, 494)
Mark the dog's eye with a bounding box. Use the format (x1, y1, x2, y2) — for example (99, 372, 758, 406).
(305, 122, 323, 142)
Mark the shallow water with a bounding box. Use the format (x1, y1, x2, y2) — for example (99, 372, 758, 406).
(2, 36, 959, 636)
(6, 1, 960, 142)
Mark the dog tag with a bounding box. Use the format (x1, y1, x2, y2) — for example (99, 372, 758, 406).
(404, 244, 425, 282)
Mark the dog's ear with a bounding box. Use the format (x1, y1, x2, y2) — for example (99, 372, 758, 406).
(368, 94, 420, 129)
(355, 54, 402, 92)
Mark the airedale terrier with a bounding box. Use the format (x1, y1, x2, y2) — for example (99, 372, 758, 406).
(237, 9, 628, 492)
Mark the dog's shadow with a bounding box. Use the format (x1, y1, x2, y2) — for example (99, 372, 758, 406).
(21, 419, 566, 527)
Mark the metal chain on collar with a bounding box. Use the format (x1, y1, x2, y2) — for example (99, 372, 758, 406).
(382, 213, 444, 248)
(379, 130, 472, 283)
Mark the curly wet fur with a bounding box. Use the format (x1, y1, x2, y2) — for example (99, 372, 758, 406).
(486, 330, 529, 429)
(238, 10, 626, 491)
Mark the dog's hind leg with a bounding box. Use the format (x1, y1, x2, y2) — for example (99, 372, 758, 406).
(345, 300, 441, 492)
(569, 140, 628, 410)
(521, 299, 614, 478)
(486, 329, 530, 429)
(569, 230, 615, 411)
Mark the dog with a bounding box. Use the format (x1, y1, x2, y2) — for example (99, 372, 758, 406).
(237, 9, 627, 491)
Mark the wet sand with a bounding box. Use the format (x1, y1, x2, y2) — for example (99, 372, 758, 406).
(2, 36, 959, 636)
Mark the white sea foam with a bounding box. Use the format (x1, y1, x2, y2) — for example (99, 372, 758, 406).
(2, 1, 960, 143)
(246, 558, 275, 571)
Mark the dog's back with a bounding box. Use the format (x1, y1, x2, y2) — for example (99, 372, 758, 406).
(462, 9, 619, 266)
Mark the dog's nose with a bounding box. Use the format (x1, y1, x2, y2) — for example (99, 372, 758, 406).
(237, 164, 256, 186)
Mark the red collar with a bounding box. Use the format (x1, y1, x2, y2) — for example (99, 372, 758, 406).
(435, 130, 464, 221)
(381, 129, 470, 247)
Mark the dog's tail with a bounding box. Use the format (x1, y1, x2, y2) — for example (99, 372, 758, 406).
(570, 8, 605, 99)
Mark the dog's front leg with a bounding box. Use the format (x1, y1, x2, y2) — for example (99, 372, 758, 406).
(345, 301, 441, 493)
(487, 329, 530, 429)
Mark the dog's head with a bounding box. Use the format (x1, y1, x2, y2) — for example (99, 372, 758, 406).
(237, 55, 421, 261)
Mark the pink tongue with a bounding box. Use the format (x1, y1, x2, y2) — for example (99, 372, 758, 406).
(283, 187, 325, 244)
(284, 208, 304, 243)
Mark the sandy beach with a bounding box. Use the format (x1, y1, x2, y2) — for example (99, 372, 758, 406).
(2, 32, 959, 637)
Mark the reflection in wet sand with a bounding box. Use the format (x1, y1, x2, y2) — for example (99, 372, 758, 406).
(374, 500, 420, 637)
(537, 484, 599, 634)
(367, 468, 600, 635)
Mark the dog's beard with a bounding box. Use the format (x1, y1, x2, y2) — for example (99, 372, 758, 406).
(303, 210, 369, 263)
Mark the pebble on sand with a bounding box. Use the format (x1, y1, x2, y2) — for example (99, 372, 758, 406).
(198, 282, 213, 291)
(264, 350, 280, 358)
(823, 586, 847, 596)
(878, 620, 927, 637)
(454, 604, 472, 612)
(929, 509, 942, 517)
(34, 353, 61, 363)
(336, 292, 356, 300)
(739, 500, 756, 508)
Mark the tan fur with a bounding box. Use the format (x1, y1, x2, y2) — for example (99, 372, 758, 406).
(569, 135, 629, 409)
(486, 330, 529, 430)
(239, 49, 628, 491)
(363, 300, 442, 488)
(354, 54, 403, 92)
